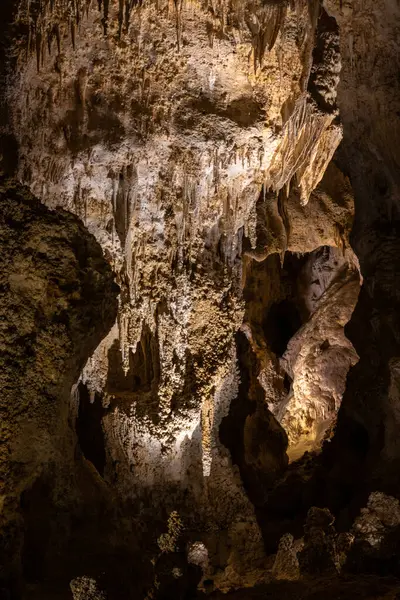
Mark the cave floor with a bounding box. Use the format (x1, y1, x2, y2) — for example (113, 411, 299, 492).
(22, 573, 400, 599)
(206, 576, 400, 600)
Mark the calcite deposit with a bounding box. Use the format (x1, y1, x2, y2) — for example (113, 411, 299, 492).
(1, 0, 400, 598)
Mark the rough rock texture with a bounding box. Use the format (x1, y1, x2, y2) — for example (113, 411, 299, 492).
(308, 0, 400, 529)
(2, 0, 361, 591)
(247, 0, 400, 576)
(298, 506, 337, 575)
(70, 577, 106, 600)
(209, 576, 400, 600)
(352, 492, 400, 549)
(279, 246, 359, 460)
(1, 0, 400, 597)
(0, 179, 118, 596)
(271, 533, 300, 581)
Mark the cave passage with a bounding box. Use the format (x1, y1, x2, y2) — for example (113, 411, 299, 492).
(263, 298, 302, 357)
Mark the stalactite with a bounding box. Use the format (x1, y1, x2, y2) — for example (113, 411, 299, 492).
(278, 189, 290, 264)
(334, 223, 346, 255)
(47, 29, 53, 56)
(119, 312, 131, 376)
(111, 172, 117, 214)
(118, 0, 124, 37)
(55, 23, 61, 53)
(76, 0, 81, 25)
(35, 32, 41, 72)
(102, 0, 109, 34)
(71, 19, 76, 49)
(83, 189, 88, 225)
(262, 2, 288, 64)
(201, 397, 213, 477)
(18, 0, 317, 69)
(123, 175, 128, 239)
(73, 181, 81, 212)
(173, 0, 184, 52)
(267, 91, 342, 205)
(125, 0, 133, 33)
(41, 34, 45, 68)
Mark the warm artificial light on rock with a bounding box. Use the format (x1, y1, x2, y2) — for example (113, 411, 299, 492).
(1, 0, 400, 598)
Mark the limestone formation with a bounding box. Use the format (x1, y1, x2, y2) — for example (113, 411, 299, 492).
(0, 179, 118, 595)
(1, 0, 400, 597)
(271, 533, 300, 581)
(279, 246, 360, 460)
(298, 506, 337, 575)
(70, 576, 107, 600)
(352, 492, 400, 549)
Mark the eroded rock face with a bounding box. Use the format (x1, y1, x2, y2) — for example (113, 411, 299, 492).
(1, 1, 359, 589)
(70, 576, 106, 600)
(271, 533, 300, 581)
(352, 492, 400, 549)
(310, 0, 400, 525)
(279, 246, 359, 460)
(2, 0, 400, 597)
(251, 1, 400, 583)
(0, 179, 118, 595)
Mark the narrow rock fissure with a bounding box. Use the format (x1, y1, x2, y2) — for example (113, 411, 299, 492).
(76, 383, 106, 477)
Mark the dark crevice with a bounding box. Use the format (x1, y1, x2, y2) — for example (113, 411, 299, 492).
(308, 6, 340, 113)
(244, 250, 311, 361)
(220, 331, 288, 509)
(238, 242, 361, 551)
(76, 382, 106, 477)
(263, 299, 302, 356)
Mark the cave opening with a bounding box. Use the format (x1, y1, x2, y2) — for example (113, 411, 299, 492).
(76, 382, 106, 477)
(258, 246, 349, 359)
(263, 298, 302, 357)
(234, 242, 361, 548)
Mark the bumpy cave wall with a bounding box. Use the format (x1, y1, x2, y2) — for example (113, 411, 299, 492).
(316, 0, 400, 516)
(1, 0, 400, 598)
(257, 0, 400, 570)
(0, 180, 118, 596)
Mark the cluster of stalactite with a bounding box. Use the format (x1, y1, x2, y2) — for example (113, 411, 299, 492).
(16, 0, 321, 73)
(16, 0, 143, 69)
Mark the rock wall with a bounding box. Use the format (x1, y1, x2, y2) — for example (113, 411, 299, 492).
(316, 0, 400, 518)
(3, 0, 400, 597)
(0, 179, 118, 596)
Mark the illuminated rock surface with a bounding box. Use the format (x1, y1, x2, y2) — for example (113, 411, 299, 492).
(1, 0, 400, 598)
